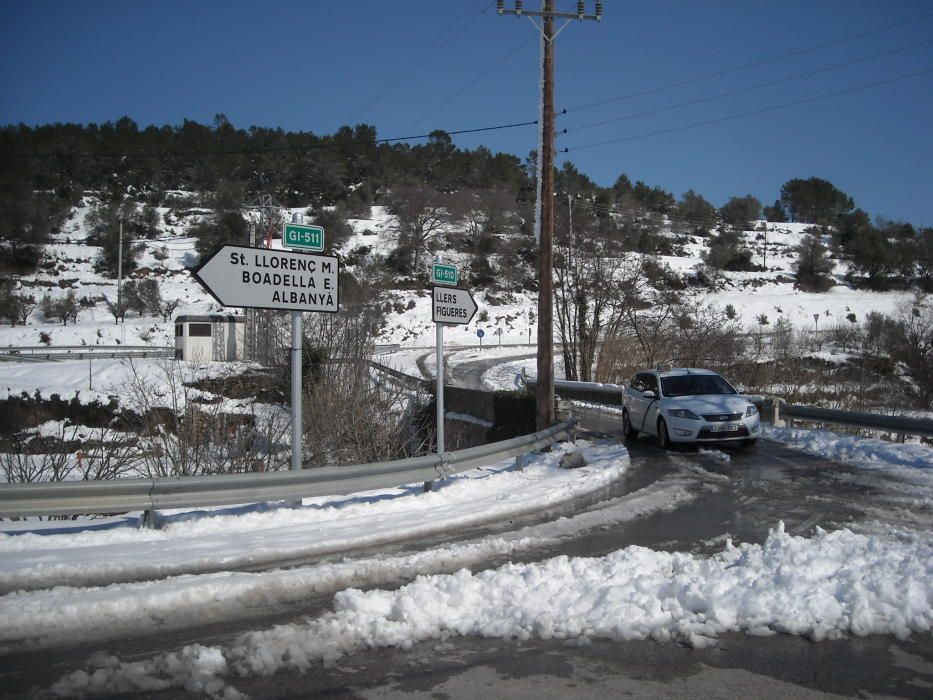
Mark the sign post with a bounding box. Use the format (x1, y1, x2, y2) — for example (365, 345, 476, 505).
(193, 228, 337, 478)
(430, 258, 478, 466)
(290, 310, 302, 472)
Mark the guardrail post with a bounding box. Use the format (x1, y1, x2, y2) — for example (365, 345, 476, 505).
(140, 508, 158, 530)
(761, 397, 785, 427)
(514, 452, 526, 472)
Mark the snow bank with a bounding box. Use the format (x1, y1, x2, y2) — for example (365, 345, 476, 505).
(0, 479, 695, 654)
(0, 442, 628, 590)
(45, 524, 933, 698)
(764, 424, 933, 479)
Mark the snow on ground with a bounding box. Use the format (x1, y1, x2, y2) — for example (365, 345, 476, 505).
(0, 465, 698, 656)
(709, 283, 906, 332)
(0, 357, 256, 408)
(37, 522, 933, 699)
(764, 424, 933, 484)
(0, 440, 628, 591)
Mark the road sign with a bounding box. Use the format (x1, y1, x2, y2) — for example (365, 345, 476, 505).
(477, 329, 485, 338)
(282, 223, 325, 252)
(432, 262, 458, 286)
(432, 286, 477, 325)
(194, 245, 339, 313)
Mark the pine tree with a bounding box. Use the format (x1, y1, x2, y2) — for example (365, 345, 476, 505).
(793, 233, 834, 291)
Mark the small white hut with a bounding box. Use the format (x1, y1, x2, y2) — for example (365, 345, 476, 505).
(174, 314, 245, 361)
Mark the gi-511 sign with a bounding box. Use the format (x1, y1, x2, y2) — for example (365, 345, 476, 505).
(194, 245, 338, 313)
(282, 223, 325, 252)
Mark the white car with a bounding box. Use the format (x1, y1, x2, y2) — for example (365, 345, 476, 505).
(621, 368, 760, 448)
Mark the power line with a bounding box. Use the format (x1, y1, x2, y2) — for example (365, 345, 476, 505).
(562, 11, 933, 115)
(566, 38, 933, 134)
(397, 35, 536, 136)
(346, 1, 494, 125)
(8, 118, 539, 161)
(563, 68, 933, 153)
(398, 1, 582, 137)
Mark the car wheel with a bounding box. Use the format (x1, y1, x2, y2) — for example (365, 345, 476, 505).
(657, 417, 672, 449)
(622, 410, 638, 440)
(740, 438, 758, 448)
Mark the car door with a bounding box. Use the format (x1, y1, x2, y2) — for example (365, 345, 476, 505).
(626, 373, 653, 431)
(641, 373, 662, 434)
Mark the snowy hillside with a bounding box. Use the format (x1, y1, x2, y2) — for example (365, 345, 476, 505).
(0, 195, 916, 353)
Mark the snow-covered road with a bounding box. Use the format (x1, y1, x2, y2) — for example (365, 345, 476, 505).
(2, 426, 932, 698)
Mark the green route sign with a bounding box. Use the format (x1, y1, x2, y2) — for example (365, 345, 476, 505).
(432, 262, 458, 286)
(282, 223, 325, 252)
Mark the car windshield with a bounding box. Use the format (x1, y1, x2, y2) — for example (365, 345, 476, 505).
(660, 374, 736, 397)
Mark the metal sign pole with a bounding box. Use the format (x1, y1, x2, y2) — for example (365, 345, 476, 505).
(436, 308, 445, 460)
(291, 310, 302, 471)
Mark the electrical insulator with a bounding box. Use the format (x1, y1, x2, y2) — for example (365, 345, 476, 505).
(595, 1, 603, 19)
(497, 0, 504, 13)
(515, 1, 523, 15)
(577, 1, 585, 18)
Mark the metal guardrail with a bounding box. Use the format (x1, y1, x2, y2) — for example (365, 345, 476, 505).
(373, 343, 401, 355)
(370, 361, 432, 391)
(782, 404, 933, 439)
(0, 418, 578, 523)
(0, 345, 173, 353)
(525, 377, 625, 406)
(0, 346, 175, 363)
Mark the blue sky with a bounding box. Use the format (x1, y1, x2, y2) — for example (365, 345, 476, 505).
(2, 0, 931, 225)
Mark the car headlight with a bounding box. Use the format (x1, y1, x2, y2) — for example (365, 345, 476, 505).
(745, 405, 758, 417)
(668, 409, 701, 420)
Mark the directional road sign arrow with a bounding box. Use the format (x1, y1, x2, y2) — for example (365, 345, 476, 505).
(194, 245, 339, 313)
(432, 286, 478, 325)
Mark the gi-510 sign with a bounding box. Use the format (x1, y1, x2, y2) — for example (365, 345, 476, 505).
(282, 223, 325, 252)
(432, 262, 458, 286)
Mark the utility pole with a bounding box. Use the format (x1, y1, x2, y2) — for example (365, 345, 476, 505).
(244, 194, 286, 364)
(117, 215, 125, 344)
(761, 220, 768, 270)
(117, 216, 123, 316)
(497, 0, 601, 430)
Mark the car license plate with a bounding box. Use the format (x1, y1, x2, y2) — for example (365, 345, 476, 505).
(709, 423, 740, 432)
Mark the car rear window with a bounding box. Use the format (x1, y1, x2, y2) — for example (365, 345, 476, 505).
(660, 374, 736, 397)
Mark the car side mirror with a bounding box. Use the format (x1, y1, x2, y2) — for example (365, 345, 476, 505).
(643, 390, 656, 399)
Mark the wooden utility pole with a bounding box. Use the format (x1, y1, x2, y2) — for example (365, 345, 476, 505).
(538, 1, 556, 431)
(497, 1, 601, 430)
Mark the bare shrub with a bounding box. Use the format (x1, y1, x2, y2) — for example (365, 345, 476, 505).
(121, 358, 290, 477)
(294, 310, 430, 466)
(1, 450, 72, 484)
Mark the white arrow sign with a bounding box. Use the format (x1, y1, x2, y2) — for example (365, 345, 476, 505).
(432, 286, 477, 325)
(194, 245, 339, 313)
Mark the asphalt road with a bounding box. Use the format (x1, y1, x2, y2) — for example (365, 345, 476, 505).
(3, 404, 931, 698)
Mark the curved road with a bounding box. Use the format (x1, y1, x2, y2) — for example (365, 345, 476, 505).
(3, 401, 931, 698)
